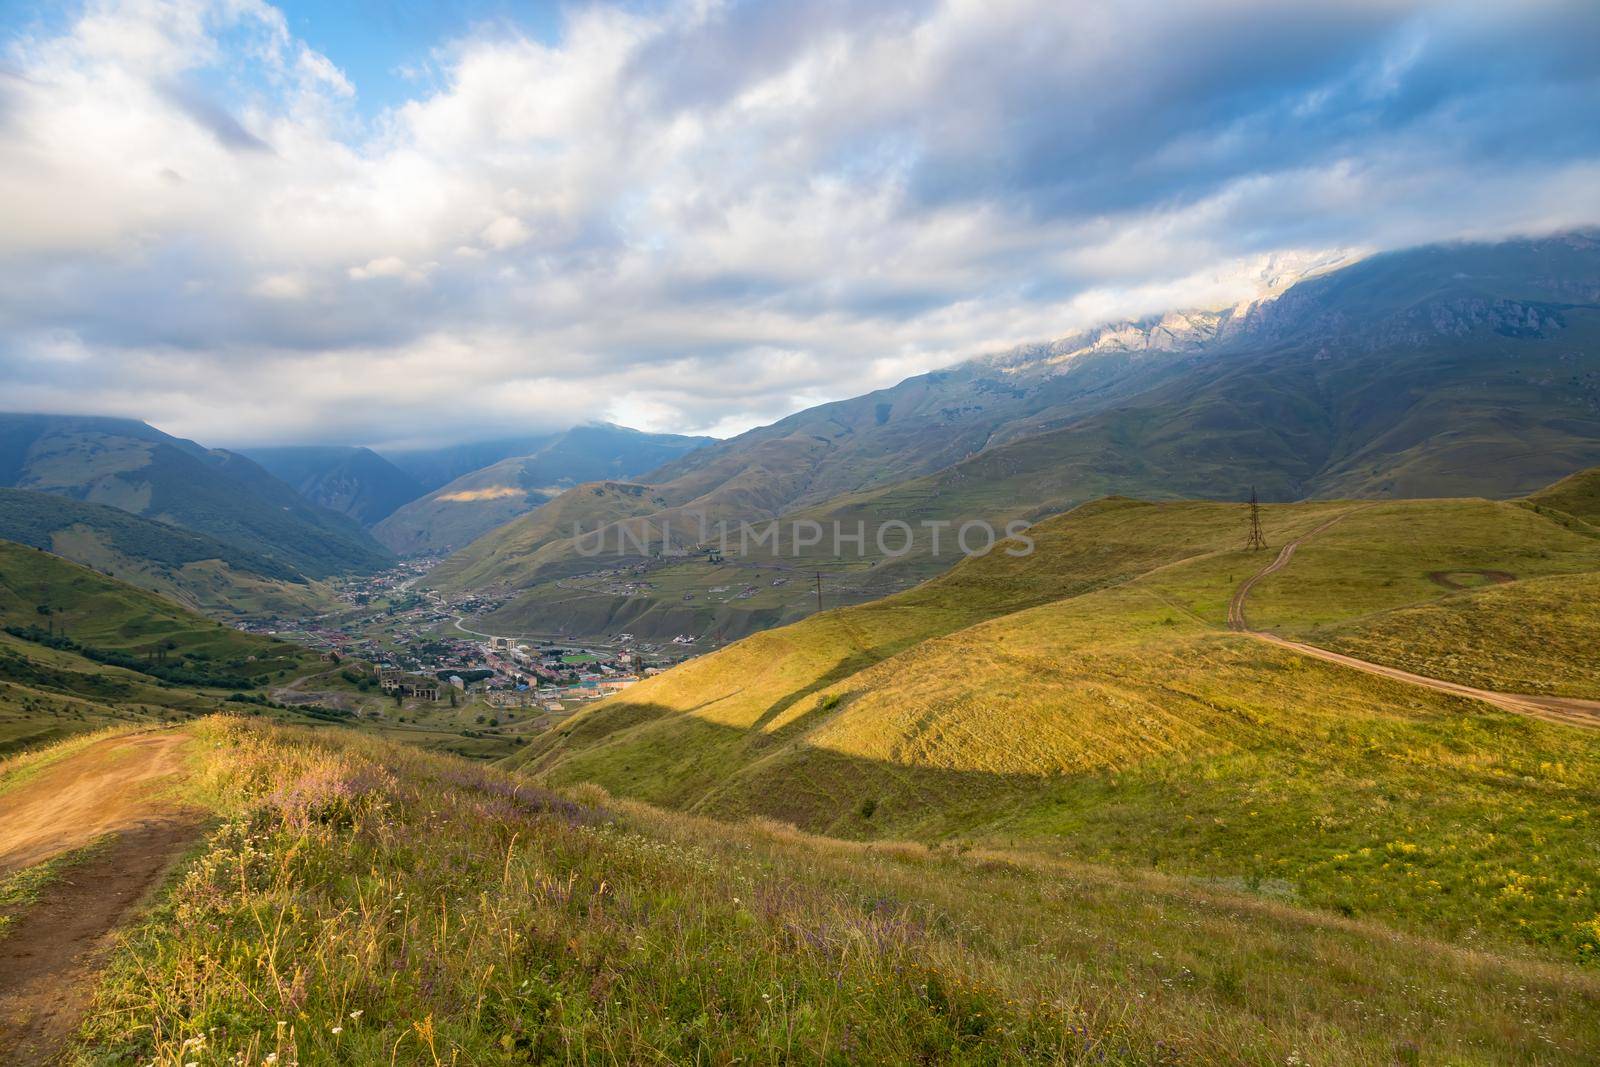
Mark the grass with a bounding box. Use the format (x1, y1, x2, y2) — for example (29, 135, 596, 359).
(1244, 499, 1600, 637)
(1322, 571, 1600, 696)
(0, 487, 333, 621)
(0, 629, 221, 754)
(69, 718, 1600, 1064)
(0, 540, 313, 678)
(1529, 466, 1600, 525)
(514, 489, 1600, 965)
(0, 538, 373, 755)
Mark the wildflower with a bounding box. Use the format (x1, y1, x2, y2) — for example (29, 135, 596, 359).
(349, 1010, 363, 1020)
(331, 1026, 344, 1035)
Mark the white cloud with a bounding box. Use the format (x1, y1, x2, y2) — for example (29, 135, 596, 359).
(252, 272, 309, 299)
(479, 216, 530, 251)
(0, 0, 1597, 446)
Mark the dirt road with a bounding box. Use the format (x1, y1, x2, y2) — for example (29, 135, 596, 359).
(1228, 513, 1600, 729)
(1226, 508, 1370, 632)
(0, 730, 202, 1064)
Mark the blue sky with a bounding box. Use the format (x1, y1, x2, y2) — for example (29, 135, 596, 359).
(265, 0, 567, 114)
(0, 0, 570, 113)
(1, 0, 1597, 448)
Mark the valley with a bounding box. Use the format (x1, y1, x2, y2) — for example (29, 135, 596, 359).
(7, 4, 1600, 1059)
(4, 232, 1600, 1062)
(425, 234, 1600, 648)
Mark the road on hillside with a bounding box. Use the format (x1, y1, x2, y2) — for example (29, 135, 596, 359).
(1229, 509, 1600, 730)
(0, 731, 202, 1064)
(454, 615, 495, 639)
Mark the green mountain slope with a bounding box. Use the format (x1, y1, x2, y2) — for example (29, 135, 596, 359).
(243, 445, 424, 525)
(0, 539, 321, 751)
(0, 414, 392, 578)
(374, 423, 714, 555)
(0, 539, 313, 665)
(511, 479, 1600, 962)
(437, 233, 1600, 642)
(0, 488, 328, 618)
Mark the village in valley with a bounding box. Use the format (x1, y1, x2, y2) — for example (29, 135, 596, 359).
(231, 557, 691, 759)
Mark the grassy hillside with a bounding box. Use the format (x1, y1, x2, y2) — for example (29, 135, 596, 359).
(44, 718, 1600, 1063)
(1322, 571, 1600, 697)
(375, 424, 715, 555)
(0, 488, 330, 618)
(0, 539, 307, 667)
(427, 481, 669, 591)
(0, 539, 578, 765)
(0, 539, 329, 752)
(0, 413, 392, 578)
(513, 489, 1600, 964)
(0, 630, 220, 754)
(371, 454, 560, 556)
(1529, 465, 1600, 524)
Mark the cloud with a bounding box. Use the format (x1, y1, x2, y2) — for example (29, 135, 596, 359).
(157, 80, 273, 152)
(0, 0, 1597, 447)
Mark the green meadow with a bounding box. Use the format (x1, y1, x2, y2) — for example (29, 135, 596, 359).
(57, 718, 1600, 1065)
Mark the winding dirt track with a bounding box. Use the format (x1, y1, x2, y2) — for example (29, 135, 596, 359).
(1228, 511, 1600, 730)
(0, 731, 202, 1064)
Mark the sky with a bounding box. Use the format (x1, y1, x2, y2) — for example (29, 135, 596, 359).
(1, 0, 1598, 449)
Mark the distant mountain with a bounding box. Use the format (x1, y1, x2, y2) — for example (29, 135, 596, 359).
(438, 232, 1600, 640)
(382, 434, 565, 493)
(0, 414, 392, 578)
(372, 424, 714, 555)
(244, 445, 425, 525)
(0, 488, 328, 618)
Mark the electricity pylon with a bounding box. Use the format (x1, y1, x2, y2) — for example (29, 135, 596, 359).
(1246, 487, 1268, 551)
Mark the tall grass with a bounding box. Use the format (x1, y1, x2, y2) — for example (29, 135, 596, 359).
(71, 719, 1600, 1064)
(76, 719, 1133, 1064)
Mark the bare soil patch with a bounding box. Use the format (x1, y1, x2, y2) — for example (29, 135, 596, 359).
(0, 730, 201, 1064)
(1427, 569, 1517, 590)
(0, 732, 191, 878)
(0, 818, 202, 1064)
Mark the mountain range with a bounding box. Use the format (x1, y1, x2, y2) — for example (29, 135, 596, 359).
(433, 232, 1600, 642)
(0, 414, 391, 580)
(0, 414, 715, 622)
(370, 423, 715, 555)
(4, 232, 1598, 645)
